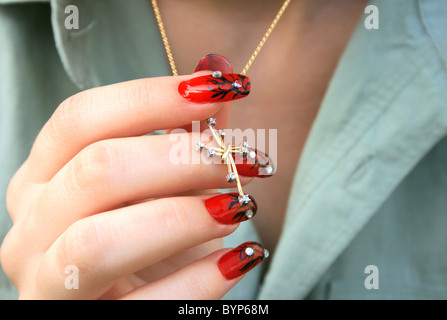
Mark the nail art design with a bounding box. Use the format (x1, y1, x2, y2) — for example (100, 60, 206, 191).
(218, 241, 269, 280)
(233, 147, 275, 178)
(178, 73, 251, 103)
(205, 193, 258, 225)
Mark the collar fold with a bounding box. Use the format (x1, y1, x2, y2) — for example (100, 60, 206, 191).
(258, 0, 447, 299)
(50, 0, 170, 90)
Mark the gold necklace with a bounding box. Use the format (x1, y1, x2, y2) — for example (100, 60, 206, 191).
(151, 0, 288, 213)
(151, 0, 291, 76)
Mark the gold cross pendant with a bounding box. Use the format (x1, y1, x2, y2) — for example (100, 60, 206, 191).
(195, 118, 252, 205)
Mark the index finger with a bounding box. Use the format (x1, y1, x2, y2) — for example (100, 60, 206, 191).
(21, 72, 250, 183)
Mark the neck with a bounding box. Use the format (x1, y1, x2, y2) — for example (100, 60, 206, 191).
(156, 0, 365, 74)
(157, 0, 317, 74)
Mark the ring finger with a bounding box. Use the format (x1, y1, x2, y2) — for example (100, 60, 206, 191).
(33, 194, 259, 299)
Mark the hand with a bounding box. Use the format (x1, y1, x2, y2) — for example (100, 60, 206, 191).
(0, 66, 268, 299)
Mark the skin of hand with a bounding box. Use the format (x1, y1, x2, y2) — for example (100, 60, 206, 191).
(0, 70, 260, 299)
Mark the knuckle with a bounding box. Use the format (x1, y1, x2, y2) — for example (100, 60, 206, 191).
(69, 142, 115, 195)
(54, 218, 107, 276)
(5, 164, 37, 220)
(184, 274, 211, 299)
(5, 173, 22, 220)
(47, 92, 89, 145)
(159, 199, 193, 239)
(120, 79, 149, 106)
(141, 77, 156, 106)
(0, 226, 24, 283)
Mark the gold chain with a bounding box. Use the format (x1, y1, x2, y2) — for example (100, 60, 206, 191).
(151, 0, 291, 76)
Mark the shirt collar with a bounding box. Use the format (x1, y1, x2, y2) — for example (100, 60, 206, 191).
(259, 0, 447, 299)
(0, 0, 48, 3)
(50, 0, 170, 90)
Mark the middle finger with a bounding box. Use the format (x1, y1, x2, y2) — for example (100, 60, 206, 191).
(33, 132, 253, 244)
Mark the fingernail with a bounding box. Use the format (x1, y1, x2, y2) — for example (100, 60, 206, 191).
(178, 73, 251, 103)
(233, 148, 275, 178)
(205, 193, 257, 224)
(195, 54, 233, 73)
(218, 241, 269, 280)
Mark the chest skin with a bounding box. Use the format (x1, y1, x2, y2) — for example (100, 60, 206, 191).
(159, 0, 368, 253)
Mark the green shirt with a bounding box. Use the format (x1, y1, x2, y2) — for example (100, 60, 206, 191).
(1, 0, 447, 299)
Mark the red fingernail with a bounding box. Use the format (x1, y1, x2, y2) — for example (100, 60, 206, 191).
(205, 193, 257, 225)
(218, 241, 269, 280)
(233, 148, 275, 178)
(194, 54, 233, 73)
(178, 73, 251, 103)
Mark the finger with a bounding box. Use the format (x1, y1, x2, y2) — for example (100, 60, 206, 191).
(33, 195, 257, 299)
(21, 71, 250, 183)
(120, 241, 269, 300)
(32, 131, 261, 243)
(166, 54, 234, 134)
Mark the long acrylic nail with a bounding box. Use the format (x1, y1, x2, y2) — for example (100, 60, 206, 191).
(233, 147, 275, 178)
(178, 73, 251, 103)
(205, 193, 257, 225)
(195, 54, 233, 74)
(218, 241, 269, 280)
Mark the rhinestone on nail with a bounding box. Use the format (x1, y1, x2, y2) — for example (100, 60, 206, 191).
(248, 150, 257, 160)
(264, 165, 273, 175)
(238, 194, 251, 204)
(263, 249, 270, 259)
(245, 247, 254, 256)
(212, 70, 222, 78)
(232, 81, 242, 88)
